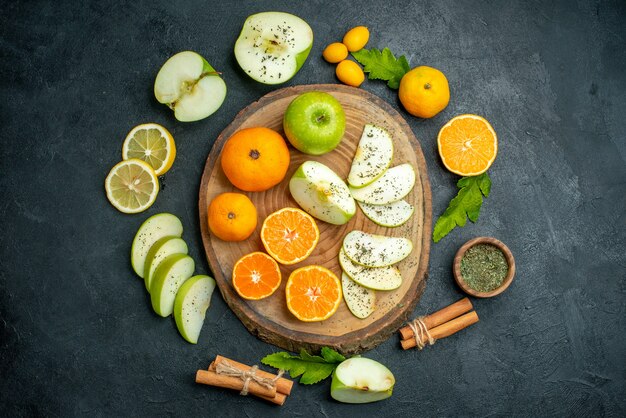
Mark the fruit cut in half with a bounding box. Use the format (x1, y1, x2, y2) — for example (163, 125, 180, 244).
(349, 163, 415, 205)
(343, 231, 413, 268)
(286, 265, 342, 322)
(347, 124, 393, 188)
(154, 51, 227, 122)
(341, 272, 376, 319)
(144, 236, 188, 291)
(105, 159, 159, 214)
(338, 248, 402, 291)
(261, 208, 319, 265)
(232, 252, 282, 300)
(150, 253, 195, 317)
(234, 12, 313, 85)
(122, 123, 176, 176)
(330, 357, 395, 404)
(289, 161, 356, 225)
(437, 114, 498, 176)
(357, 200, 414, 228)
(130, 213, 183, 277)
(174, 275, 216, 344)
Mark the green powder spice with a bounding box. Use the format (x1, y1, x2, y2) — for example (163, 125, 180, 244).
(460, 244, 509, 292)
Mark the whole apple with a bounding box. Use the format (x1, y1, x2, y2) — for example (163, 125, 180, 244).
(283, 91, 346, 155)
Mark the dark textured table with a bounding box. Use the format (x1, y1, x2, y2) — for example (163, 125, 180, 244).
(2, 1, 625, 416)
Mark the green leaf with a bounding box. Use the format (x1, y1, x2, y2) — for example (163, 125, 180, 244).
(352, 47, 411, 89)
(433, 173, 492, 242)
(261, 347, 345, 385)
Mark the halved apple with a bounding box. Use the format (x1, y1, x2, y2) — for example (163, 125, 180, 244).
(330, 357, 395, 403)
(131, 213, 183, 278)
(174, 275, 216, 344)
(343, 231, 412, 268)
(234, 12, 313, 84)
(154, 51, 227, 122)
(347, 124, 393, 188)
(143, 236, 188, 292)
(349, 163, 416, 205)
(289, 161, 356, 225)
(341, 272, 376, 319)
(338, 248, 402, 290)
(150, 253, 194, 317)
(357, 199, 415, 228)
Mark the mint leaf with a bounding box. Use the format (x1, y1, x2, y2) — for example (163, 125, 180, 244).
(352, 47, 411, 89)
(261, 347, 345, 385)
(433, 173, 492, 242)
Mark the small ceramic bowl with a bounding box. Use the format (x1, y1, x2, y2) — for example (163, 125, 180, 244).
(453, 236, 515, 298)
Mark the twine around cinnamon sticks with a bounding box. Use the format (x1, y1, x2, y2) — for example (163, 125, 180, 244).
(196, 355, 293, 405)
(399, 297, 479, 350)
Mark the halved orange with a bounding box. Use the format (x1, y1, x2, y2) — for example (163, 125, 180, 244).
(261, 208, 320, 265)
(286, 265, 342, 322)
(437, 114, 498, 176)
(232, 252, 281, 300)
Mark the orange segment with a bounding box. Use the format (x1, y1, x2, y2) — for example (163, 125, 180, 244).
(261, 208, 320, 265)
(232, 252, 281, 300)
(286, 266, 342, 322)
(437, 114, 498, 176)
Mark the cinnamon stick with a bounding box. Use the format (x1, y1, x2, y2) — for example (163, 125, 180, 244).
(206, 362, 287, 405)
(214, 355, 293, 395)
(399, 297, 473, 340)
(401, 310, 479, 350)
(195, 369, 277, 398)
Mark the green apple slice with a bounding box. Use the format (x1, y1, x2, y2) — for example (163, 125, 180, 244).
(234, 12, 313, 84)
(343, 231, 412, 268)
(357, 200, 415, 228)
(154, 51, 227, 122)
(330, 357, 395, 403)
(341, 272, 376, 319)
(143, 236, 188, 292)
(349, 163, 416, 205)
(289, 161, 356, 225)
(339, 248, 402, 290)
(174, 275, 216, 344)
(150, 253, 195, 317)
(347, 124, 393, 188)
(131, 213, 183, 278)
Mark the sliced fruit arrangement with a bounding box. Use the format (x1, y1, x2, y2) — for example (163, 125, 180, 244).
(130, 213, 216, 343)
(343, 231, 412, 268)
(338, 248, 402, 291)
(357, 200, 414, 228)
(349, 163, 415, 205)
(347, 124, 393, 188)
(232, 252, 281, 300)
(234, 12, 313, 85)
(122, 123, 176, 176)
(261, 207, 319, 265)
(341, 272, 376, 319)
(286, 265, 342, 322)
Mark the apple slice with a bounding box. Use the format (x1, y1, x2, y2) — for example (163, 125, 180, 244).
(154, 51, 227, 122)
(234, 12, 313, 84)
(330, 357, 395, 403)
(339, 248, 402, 290)
(150, 253, 195, 317)
(289, 161, 356, 225)
(343, 231, 412, 268)
(341, 272, 376, 319)
(174, 275, 216, 344)
(143, 236, 188, 292)
(357, 200, 415, 228)
(347, 124, 393, 188)
(131, 213, 183, 278)
(349, 163, 416, 205)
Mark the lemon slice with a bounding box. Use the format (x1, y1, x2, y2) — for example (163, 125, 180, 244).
(105, 159, 159, 214)
(122, 123, 176, 176)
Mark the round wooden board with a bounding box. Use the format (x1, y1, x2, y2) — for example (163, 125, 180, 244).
(199, 84, 432, 355)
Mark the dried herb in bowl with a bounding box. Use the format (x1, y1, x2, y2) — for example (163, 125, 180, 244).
(460, 244, 509, 292)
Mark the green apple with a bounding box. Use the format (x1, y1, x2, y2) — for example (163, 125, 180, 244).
(349, 163, 416, 205)
(143, 236, 188, 292)
(343, 231, 413, 268)
(341, 272, 376, 319)
(338, 248, 402, 291)
(150, 253, 194, 317)
(234, 12, 313, 84)
(131, 213, 183, 278)
(330, 357, 395, 403)
(154, 51, 227, 122)
(283, 92, 346, 155)
(289, 161, 356, 225)
(174, 275, 216, 344)
(357, 200, 415, 228)
(348, 124, 393, 188)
